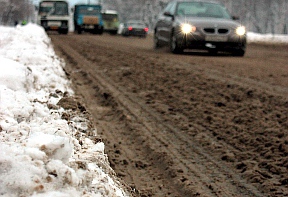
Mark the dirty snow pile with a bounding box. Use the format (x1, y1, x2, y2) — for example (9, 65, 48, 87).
(0, 24, 129, 197)
(247, 32, 288, 44)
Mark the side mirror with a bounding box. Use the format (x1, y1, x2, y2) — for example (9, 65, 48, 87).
(71, 7, 74, 12)
(164, 11, 173, 17)
(232, 16, 239, 20)
(164, 11, 175, 20)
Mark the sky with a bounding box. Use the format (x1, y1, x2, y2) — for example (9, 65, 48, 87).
(0, 23, 288, 197)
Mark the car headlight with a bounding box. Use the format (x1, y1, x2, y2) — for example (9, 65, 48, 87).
(236, 26, 246, 36)
(181, 23, 196, 34)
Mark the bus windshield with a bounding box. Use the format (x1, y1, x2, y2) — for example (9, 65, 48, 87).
(39, 1, 68, 16)
(102, 13, 119, 22)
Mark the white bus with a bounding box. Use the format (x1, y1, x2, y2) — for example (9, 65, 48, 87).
(37, 0, 69, 34)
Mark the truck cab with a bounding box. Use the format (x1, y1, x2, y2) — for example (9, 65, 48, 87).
(73, 4, 104, 34)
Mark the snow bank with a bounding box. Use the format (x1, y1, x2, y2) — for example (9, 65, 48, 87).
(0, 24, 129, 197)
(248, 32, 288, 44)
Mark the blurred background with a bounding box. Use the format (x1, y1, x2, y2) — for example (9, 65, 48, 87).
(0, 0, 287, 34)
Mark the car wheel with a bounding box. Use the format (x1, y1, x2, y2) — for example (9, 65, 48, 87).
(232, 49, 245, 57)
(98, 27, 104, 35)
(154, 30, 161, 49)
(208, 49, 218, 56)
(76, 26, 82, 34)
(60, 29, 68, 35)
(110, 30, 117, 35)
(170, 31, 183, 54)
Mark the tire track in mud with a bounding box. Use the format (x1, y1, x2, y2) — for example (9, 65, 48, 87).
(50, 35, 267, 197)
(53, 38, 191, 197)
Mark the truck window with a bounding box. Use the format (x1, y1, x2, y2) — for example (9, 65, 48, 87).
(78, 7, 101, 15)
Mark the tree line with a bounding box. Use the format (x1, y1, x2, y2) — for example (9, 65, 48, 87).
(1, 0, 287, 34)
(103, 0, 288, 34)
(0, 0, 35, 26)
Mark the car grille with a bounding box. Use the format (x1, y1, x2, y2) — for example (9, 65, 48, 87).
(203, 28, 229, 34)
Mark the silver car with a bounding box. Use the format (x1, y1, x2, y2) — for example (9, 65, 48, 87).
(121, 20, 149, 38)
(154, 0, 247, 56)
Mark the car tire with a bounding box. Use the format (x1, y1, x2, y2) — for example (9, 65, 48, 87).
(122, 32, 128, 37)
(99, 27, 104, 35)
(208, 49, 218, 56)
(75, 25, 82, 34)
(170, 31, 183, 54)
(232, 49, 245, 57)
(110, 30, 117, 35)
(154, 30, 161, 49)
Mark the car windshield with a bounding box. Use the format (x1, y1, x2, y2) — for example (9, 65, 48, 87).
(176, 2, 231, 19)
(127, 21, 146, 28)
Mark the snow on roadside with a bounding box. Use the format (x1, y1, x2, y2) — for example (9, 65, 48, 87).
(247, 32, 288, 44)
(0, 24, 130, 197)
(1, 22, 287, 197)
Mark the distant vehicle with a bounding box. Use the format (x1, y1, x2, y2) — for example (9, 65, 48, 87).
(102, 10, 120, 35)
(37, 0, 69, 34)
(154, 0, 247, 56)
(73, 4, 104, 34)
(121, 20, 149, 38)
(117, 23, 124, 34)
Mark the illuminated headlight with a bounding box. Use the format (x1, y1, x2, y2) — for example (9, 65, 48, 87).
(236, 26, 246, 36)
(181, 23, 196, 34)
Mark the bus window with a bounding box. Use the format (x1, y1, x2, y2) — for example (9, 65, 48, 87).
(39, 1, 68, 16)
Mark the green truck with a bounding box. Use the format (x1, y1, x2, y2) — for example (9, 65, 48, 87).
(73, 4, 104, 34)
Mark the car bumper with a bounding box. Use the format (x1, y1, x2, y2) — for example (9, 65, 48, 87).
(41, 20, 68, 32)
(124, 30, 147, 37)
(43, 26, 68, 32)
(175, 33, 246, 51)
(80, 24, 102, 29)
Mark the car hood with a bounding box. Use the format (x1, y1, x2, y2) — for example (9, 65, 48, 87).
(176, 16, 242, 28)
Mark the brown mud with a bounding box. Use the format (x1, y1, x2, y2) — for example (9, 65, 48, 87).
(50, 33, 288, 197)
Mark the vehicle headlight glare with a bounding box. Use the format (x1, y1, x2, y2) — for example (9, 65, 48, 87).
(236, 26, 246, 36)
(181, 24, 196, 34)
